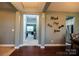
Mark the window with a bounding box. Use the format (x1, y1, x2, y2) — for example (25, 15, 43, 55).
(27, 26, 34, 31)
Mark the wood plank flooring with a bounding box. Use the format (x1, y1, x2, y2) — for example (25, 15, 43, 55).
(10, 46, 65, 56)
(0, 46, 15, 56)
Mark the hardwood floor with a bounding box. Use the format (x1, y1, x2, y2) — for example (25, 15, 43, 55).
(0, 46, 15, 56)
(10, 46, 65, 56)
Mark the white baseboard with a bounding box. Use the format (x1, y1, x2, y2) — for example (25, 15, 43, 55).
(44, 44, 66, 46)
(40, 46, 45, 49)
(20, 44, 45, 49)
(15, 46, 20, 49)
(15, 44, 41, 49)
(15, 44, 65, 49)
(40, 44, 65, 49)
(66, 43, 71, 45)
(0, 44, 15, 47)
(20, 44, 40, 46)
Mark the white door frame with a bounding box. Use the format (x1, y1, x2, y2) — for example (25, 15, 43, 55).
(23, 14, 40, 46)
(66, 16, 75, 45)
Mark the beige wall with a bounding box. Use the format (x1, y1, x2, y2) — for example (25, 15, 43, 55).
(0, 10, 16, 44)
(0, 10, 79, 45)
(45, 12, 79, 44)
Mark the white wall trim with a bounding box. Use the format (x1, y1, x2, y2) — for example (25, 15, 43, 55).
(15, 44, 66, 49)
(66, 43, 71, 45)
(15, 46, 20, 49)
(40, 46, 45, 49)
(40, 44, 66, 49)
(15, 44, 41, 49)
(23, 15, 40, 44)
(44, 44, 66, 46)
(0, 44, 15, 47)
(41, 13, 46, 47)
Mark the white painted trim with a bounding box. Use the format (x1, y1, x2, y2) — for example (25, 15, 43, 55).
(15, 46, 20, 49)
(40, 46, 45, 49)
(36, 15, 40, 44)
(66, 43, 71, 45)
(40, 44, 66, 49)
(21, 44, 40, 46)
(44, 44, 66, 46)
(15, 44, 41, 49)
(41, 13, 46, 46)
(0, 44, 15, 47)
(23, 15, 40, 45)
(15, 44, 66, 49)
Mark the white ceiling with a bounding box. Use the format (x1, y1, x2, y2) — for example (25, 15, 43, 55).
(11, 2, 79, 13)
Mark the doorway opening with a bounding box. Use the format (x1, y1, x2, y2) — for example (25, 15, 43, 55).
(66, 16, 75, 45)
(23, 14, 39, 46)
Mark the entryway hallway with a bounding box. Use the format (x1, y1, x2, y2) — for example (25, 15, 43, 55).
(0, 2, 79, 56)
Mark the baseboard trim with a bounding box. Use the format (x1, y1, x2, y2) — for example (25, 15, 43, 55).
(15, 46, 20, 49)
(15, 44, 41, 49)
(44, 44, 66, 46)
(0, 44, 15, 47)
(66, 43, 71, 45)
(40, 46, 45, 49)
(15, 44, 66, 49)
